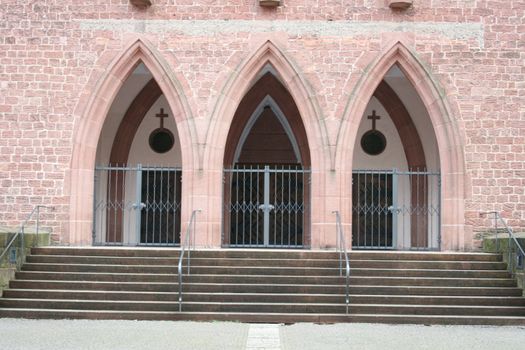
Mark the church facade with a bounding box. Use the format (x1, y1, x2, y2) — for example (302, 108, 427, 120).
(1, 1, 523, 251)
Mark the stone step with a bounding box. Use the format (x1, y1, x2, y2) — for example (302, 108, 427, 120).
(20, 263, 511, 278)
(22, 263, 342, 276)
(31, 247, 502, 261)
(9, 280, 523, 296)
(23, 257, 508, 271)
(5, 289, 525, 306)
(0, 298, 344, 314)
(13, 271, 517, 287)
(1, 308, 524, 325)
(1, 298, 524, 316)
(2, 248, 523, 325)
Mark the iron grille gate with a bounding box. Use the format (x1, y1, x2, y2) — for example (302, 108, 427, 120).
(223, 165, 310, 248)
(93, 165, 182, 246)
(352, 169, 441, 250)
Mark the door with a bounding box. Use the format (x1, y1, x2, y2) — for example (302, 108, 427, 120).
(352, 171, 394, 249)
(224, 165, 309, 248)
(140, 169, 181, 245)
(351, 169, 441, 250)
(93, 165, 182, 246)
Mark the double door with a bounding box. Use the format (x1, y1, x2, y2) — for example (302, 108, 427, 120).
(352, 170, 441, 250)
(224, 165, 309, 248)
(93, 165, 181, 246)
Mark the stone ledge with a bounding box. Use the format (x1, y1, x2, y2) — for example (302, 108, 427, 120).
(483, 234, 525, 296)
(0, 267, 15, 297)
(0, 227, 51, 248)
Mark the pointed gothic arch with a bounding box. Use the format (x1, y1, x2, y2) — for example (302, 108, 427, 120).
(337, 41, 468, 250)
(210, 41, 325, 248)
(232, 95, 303, 165)
(204, 40, 327, 172)
(223, 71, 311, 168)
(68, 38, 194, 245)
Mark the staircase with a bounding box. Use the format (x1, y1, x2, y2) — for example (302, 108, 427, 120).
(0, 247, 524, 325)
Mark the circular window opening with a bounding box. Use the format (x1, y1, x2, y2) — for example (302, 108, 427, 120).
(149, 128, 174, 154)
(361, 130, 387, 156)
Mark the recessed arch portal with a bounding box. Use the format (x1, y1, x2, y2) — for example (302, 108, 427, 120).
(69, 38, 194, 245)
(353, 69, 439, 250)
(224, 71, 311, 168)
(92, 62, 184, 246)
(233, 95, 303, 165)
(341, 41, 466, 250)
(223, 71, 312, 248)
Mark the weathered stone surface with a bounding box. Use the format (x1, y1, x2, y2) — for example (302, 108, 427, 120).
(483, 234, 525, 296)
(0, 1, 523, 249)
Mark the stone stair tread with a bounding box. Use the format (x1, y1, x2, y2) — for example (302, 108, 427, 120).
(3, 288, 525, 305)
(1, 308, 524, 325)
(5, 289, 525, 300)
(4, 298, 525, 310)
(15, 271, 515, 281)
(21, 262, 508, 274)
(2, 248, 524, 325)
(26, 255, 502, 263)
(1, 307, 523, 317)
(0, 298, 346, 306)
(10, 279, 522, 289)
(33, 247, 503, 259)
(3, 289, 345, 297)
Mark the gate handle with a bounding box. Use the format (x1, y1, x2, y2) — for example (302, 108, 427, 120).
(388, 206, 401, 214)
(258, 204, 275, 212)
(132, 202, 146, 210)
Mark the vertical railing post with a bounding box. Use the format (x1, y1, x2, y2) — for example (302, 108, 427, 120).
(35, 205, 40, 246)
(263, 166, 270, 246)
(20, 225, 25, 266)
(437, 175, 442, 250)
(92, 170, 98, 245)
(193, 196, 197, 251)
(507, 216, 512, 274)
(391, 169, 398, 248)
(338, 220, 342, 276)
(187, 238, 191, 275)
(135, 164, 143, 244)
(495, 214, 499, 252)
(187, 216, 191, 275)
(178, 209, 200, 312)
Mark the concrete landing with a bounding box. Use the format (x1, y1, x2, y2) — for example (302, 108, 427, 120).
(1, 319, 524, 350)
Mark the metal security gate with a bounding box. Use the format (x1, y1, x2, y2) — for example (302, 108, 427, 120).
(352, 169, 441, 250)
(93, 165, 182, 246)
(223, 165, 310, 248)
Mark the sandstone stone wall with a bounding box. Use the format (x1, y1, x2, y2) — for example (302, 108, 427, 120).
(0, 1, 523, 248)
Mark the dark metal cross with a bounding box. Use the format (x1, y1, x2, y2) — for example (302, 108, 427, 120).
(367, 110, 381, 130)
(156, 108, 168, 129)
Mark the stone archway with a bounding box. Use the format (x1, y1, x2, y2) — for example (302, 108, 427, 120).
(68, 38, 194, 245)
(222, 71, 312, 248)
(223, 72, 311, 169)
(337, 41, 468, 251)
(202, 40, 332, 248)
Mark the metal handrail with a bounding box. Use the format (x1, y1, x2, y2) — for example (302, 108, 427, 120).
(0, 205, 53, 264)
(481, 211, 525, 272)
(177, 209, 201, 312)
(332, 211, 350, 314)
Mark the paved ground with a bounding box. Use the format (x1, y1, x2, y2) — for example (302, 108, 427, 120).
(1, 319, 525, 350)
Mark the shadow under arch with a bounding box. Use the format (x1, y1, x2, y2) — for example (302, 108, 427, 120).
(337, 41, 467, 250)
(223, 72, 311, 168)
(68, 38, 194, 245)
(218, 49, 317, 248)
(204, 40, 327, 172)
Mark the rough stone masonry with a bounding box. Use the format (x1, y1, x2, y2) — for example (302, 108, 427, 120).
(0, 1, 523, 249)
